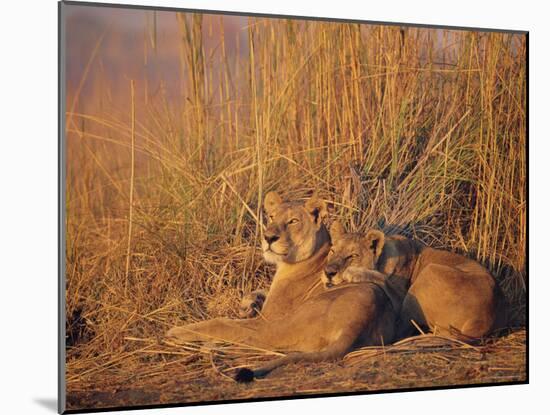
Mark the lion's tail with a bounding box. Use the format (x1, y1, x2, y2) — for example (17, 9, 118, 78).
(234, 336, 352, 382)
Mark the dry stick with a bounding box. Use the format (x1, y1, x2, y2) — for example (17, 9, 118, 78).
(249, 22, 265, 288)
(124, 80, 136, 296)
(219, 174, 262, 228)
(410, 319, 426, 335)
(209, 353, 236, 382)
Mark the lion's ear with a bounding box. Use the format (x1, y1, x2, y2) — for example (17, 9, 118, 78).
(305, 193, 328, 224)
(330, 221, 346, 241)
(264, 191, 283, 214)
(365, 229, 385, 259)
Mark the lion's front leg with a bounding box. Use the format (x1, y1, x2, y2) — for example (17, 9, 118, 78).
(239, 289, 268, 318)
(166, 317, 269, 348)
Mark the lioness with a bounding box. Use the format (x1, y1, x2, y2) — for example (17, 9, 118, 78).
(324, 221, 507, 342)
(166, 192, 396, 381)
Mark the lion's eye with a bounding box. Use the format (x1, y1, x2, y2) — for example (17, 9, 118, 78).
(329, 249, 335, 256)
(268, 215, 274, 222)
(288, 218, 299, 225)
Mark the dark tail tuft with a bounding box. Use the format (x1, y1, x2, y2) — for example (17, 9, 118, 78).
(234, 367, 255, 383)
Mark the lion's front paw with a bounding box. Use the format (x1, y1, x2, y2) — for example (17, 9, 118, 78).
(344, 268, 386, 284)
(239, 290, 267, 318)
(343, 267, 372, 284)
(346, 273, 369, 284)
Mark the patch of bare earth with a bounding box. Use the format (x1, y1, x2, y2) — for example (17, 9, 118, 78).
(66, 329, 526, 411)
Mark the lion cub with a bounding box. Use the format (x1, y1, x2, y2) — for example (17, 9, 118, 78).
(323, 222, 406, 314)
(322, 221, 389, 288)
(323, 221, 507, 342)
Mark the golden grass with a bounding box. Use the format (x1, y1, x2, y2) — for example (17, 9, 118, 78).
(64, 12, 526, 406)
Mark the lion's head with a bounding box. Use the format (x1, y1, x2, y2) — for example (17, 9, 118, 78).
(322, 221, 385, 287)
(261, 191, 330, 265)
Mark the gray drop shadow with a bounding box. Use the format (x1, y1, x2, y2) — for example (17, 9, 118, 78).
(34, 398, 57, 413)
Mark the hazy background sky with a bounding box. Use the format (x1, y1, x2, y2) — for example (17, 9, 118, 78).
(65, 3, 249, 105)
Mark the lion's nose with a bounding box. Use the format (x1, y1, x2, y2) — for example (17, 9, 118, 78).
(325, 269, 337, 278)
(265, 233, 280, 244)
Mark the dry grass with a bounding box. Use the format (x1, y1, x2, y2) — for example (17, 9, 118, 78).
(64, 11, 527, 411)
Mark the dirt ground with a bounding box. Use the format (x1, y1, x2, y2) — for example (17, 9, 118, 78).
(66, 329, 526, 412)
